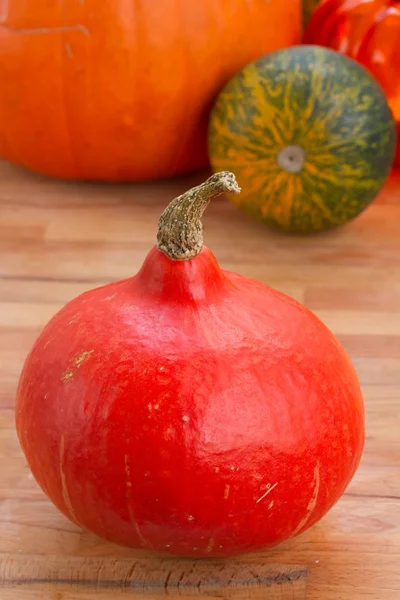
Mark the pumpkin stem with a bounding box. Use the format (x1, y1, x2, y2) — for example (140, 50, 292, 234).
(157, 172, 241, 261)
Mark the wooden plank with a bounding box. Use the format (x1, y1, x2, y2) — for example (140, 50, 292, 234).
(0, 555, 307, 598)
(0, 160, 400, 599)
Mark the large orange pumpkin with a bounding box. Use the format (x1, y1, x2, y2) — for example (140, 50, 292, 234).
(0, 1, 301, 182)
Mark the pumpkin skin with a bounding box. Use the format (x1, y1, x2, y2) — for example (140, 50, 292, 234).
(303, 0, 400, 166)
(0, 0, 301, 182)
(208, 46, 396, 233)
(15, 174, 365, 558)
(303, 0, 323, 27)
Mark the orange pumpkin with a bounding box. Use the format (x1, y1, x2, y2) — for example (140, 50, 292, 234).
(0, 1, 301, 182)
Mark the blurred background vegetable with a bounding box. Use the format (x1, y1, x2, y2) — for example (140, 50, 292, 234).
(303, 0, 400, 165)
(208, 45, 396, 233)
(0, 0, 300, 182)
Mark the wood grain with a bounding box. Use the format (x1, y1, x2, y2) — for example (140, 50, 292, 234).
(1, 160, 400, 599)
(0, 555, 307, 598)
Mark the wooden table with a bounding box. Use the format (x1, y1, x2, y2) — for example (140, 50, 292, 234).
(0, 159, 399, 599)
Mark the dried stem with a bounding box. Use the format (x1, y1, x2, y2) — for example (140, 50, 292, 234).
(157, 172, 241, 261)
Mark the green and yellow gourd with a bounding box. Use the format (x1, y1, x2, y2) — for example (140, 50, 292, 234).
(208, 46, 396, 233)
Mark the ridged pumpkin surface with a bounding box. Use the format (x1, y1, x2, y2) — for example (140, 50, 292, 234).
(208, 46, 396, 233)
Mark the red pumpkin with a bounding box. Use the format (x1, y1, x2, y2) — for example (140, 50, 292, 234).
(16, 173, 364, 558)
(303, 0, 400, 165)
(0, 1, 301, 182)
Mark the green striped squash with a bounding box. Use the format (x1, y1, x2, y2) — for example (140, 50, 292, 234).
(208, 46, 396, 233)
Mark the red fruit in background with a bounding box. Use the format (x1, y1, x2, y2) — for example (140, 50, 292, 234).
(304, 0, 400, 165)
(15, 173, 364, 558)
